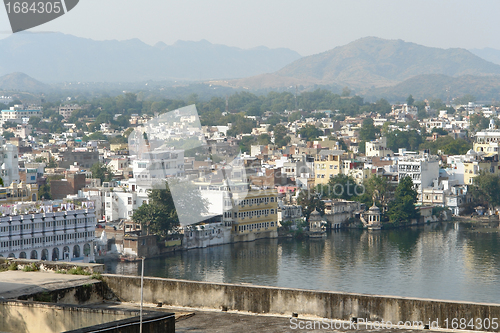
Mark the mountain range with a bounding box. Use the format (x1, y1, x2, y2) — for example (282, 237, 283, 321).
(218, 37, 500, 91)
(3, 33, 500, 102)
(0, 32, 301, 82)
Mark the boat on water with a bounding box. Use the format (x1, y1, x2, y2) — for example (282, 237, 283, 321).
(119, 255, 142, 262)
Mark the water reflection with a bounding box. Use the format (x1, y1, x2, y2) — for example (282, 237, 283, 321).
(104, 222, 500, 304)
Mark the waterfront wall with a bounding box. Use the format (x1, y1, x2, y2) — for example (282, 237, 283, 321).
(103, 274, 500, 330)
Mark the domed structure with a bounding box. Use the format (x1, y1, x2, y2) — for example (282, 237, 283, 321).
(308, 209, 326, 238)
(310, 209, 321, 217)
(364, 203, 381, 230)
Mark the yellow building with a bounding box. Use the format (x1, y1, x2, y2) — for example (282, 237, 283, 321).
(0, 182, 38, 203)
(464, 159, 500, 184)
(232, 189, 278, 242)
(314, 150, 345, 186)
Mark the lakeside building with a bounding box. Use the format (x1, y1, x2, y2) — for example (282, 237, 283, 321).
(397, 154, 440, 194)
(197, 181, 279, 244)
(0, 203, 96, 262)
(231, 188, 279, 242)
(277, 202, 303, 230)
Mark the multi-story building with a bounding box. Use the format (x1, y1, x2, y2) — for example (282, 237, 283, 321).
(323, 199, 360, 229)
(314, 150, 345, 186)
(397, 155, 440, 194)
(58, 104, 81, 120)
(56, 148, 100, 170)
(104, 189, 138, 222)
(129, 149, 184, 187)
(365, 137, 394, 157)
(0, 136, 20, 186)
(278, 203, 303, 229)
(0, 206, 96, 262)
(473, 120, 500, 154)
(0, 106, 41, 126)
(463, 154, 499, 185)
(231, 189, 279, 242)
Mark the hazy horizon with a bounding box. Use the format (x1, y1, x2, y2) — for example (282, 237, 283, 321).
(1, 0, 500, 56)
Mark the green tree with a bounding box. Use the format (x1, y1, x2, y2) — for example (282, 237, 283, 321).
(471, 173, 500, 211)
(2, 131, 14, 139)
(29, 116, 41, 127)
(297, 189, 325, 220)
(298, 124, 323, 141)
(341, 87, 351, 97)
(431, 128, 448, 135)
(429, 98, 446, 110)
(257, 133, 271, 145)
(406, 94, 414, 106)
(239, 136, 257, 153)
(455, 94, 476, 105)
(419, 136, 471, 155)
(273, 124, 291, 147)
(386, 130, 423, 152)
(47, 157, 57, 168)
(337, 138, 348, 151)
(133, 182, 208, 238)
(319, 174, 359, 201)
(83, 132, 107, 141)
(357, 175, 392, 208)
(359, 118, 379, 142)
(132, 199, 177, 238)
(288, 111, 301, 122)
(39, 184, 52, 200)
(386, 176, 419, 225)
(90, 163, 114, 183)
(2, 121, 17, 129)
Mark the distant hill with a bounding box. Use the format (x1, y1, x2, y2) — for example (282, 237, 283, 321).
(0, 32, 301, 82)
(469, 48, 500, 66)
(0, 72, 48, 92)
(225, 37, 500, 90)
(362, 74, 500, 103)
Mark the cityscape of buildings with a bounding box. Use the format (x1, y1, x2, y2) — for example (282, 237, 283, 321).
(0, 98, 496, 261)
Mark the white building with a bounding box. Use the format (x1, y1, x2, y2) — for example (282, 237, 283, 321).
(0, 207, 96, 262)
(58, 104, 81, 120)
(365, 137, 394, 157)
(397, 155, 440, 194)
(0, 106, 41, 126)
(104, 190, 138, 222)
(129, 149, 184, 188)
(0, 136, 20, 186)
(278, 203, 303, 229)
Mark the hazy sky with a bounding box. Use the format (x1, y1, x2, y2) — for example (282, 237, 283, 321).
(1, 0, 499, 56)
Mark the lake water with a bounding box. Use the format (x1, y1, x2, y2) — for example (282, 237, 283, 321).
(104, 222, 500, 304)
